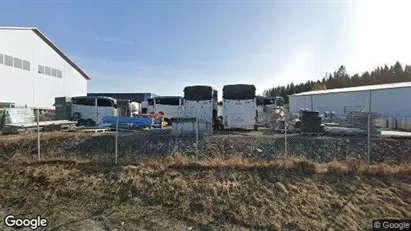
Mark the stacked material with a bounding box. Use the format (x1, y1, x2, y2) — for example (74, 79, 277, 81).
(346, 111, 380, 134)
(1, 108, 35, 125)
(1, 108, 76, 134)
(301, 110, 325, 133)
(102, 116, 154, 128)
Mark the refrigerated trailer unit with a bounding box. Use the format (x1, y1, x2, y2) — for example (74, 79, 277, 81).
(183, 85, 218, 123)
(222, 84, 258, 130)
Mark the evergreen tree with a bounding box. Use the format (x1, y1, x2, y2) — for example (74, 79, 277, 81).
(263, 61, 411, 103)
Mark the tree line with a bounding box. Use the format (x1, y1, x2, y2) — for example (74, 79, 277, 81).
(263, 61, 411, 104)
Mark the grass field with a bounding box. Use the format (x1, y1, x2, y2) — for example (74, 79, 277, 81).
(0, 133, 410, 230)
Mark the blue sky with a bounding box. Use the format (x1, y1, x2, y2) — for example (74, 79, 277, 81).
(1, 0, 410, 97)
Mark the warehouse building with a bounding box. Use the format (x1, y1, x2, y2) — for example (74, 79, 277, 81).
(87, 93, 158, 103)
(0, 27, 89, 109)
(289, 82, 411, 117)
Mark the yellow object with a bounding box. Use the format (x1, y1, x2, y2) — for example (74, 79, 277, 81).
(162, 121, 168, 127)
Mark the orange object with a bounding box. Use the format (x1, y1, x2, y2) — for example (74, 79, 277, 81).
(132, 112, 164, 120)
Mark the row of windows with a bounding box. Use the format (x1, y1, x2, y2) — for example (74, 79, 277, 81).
(72, 98, 115, 107)
(0, 53, 31, 71)
(0, 53, 64, 79)
(38, 65, 62, 78)
(148, 98, 183, 106)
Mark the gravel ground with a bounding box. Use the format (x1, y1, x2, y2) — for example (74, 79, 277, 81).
(203, 135, 411, 164)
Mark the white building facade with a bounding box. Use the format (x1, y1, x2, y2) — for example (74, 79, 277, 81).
(289, 82, 411, 117)
(0, 27, 89, 109)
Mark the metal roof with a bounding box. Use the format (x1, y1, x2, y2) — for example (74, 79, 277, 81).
(289, 81, 411, 97)
(223, 84, 256, 90)
(153, 96, 183, 99)
(0, 27, 90, 80)
(88, 92, 154, 95)
(72, 95, 115, 100)
(87, 93, 157, 103)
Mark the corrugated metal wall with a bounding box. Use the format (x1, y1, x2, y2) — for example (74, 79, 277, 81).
(289, 87, 411, 116)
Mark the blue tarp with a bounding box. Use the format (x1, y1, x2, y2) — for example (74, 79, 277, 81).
(102, 116, 153, 127)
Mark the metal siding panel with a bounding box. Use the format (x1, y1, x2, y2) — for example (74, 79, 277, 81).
(289, 96, 312, 114)
(33, 30, 66, 108)
(291, 82, 411, 96)
(292, 88, 411, 117)
(312, 91, 369, 115)
(371, 88, 411, 116)
(63, 63, 87, 100)
(0, 29, 87, 108)
(0, 30, 34, 106)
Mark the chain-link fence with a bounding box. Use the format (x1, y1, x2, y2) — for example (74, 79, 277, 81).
(1, 107, 411, 230)
(1, 107, 410, 166)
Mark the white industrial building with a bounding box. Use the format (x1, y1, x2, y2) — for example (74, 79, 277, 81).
(289, 82, 411, 117)
(0, 27, 89, 109)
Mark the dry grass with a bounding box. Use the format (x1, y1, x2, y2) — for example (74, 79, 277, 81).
(1, 152, 410, 231)
(0, 133, 410, 230)
(168, 154, 411, 179)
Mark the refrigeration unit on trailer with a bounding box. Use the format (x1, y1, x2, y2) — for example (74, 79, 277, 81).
(71, 96, 118, 126)
(183, 85, 222, 129)
(146, 96, 184, 125)
(222, 84, 258, 130)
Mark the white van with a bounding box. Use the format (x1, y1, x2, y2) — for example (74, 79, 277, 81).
(71, 96, 117, 126)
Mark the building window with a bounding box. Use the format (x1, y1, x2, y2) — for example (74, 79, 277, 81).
(45, 66, 51, 75)
(56, 70, 62, 78)
(0, 54, 3, 64)
(38, 64, 62, 78)
(22, 60, 30, 71)
(4, 55, 13, 67)
(97, 98, 114, 107)
(38, 65, 44, 74)
(13, 57, 23, 69)
(72, 98, 95, 106)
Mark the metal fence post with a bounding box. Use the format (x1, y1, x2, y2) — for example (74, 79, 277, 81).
(284, 112, 288, 156)
(195, 116, 199, 163)
(115, 110, 119, 165)
(367, 90, 372, 165)
(367, 112, 371, 165)
(36, 108, 40, 161)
